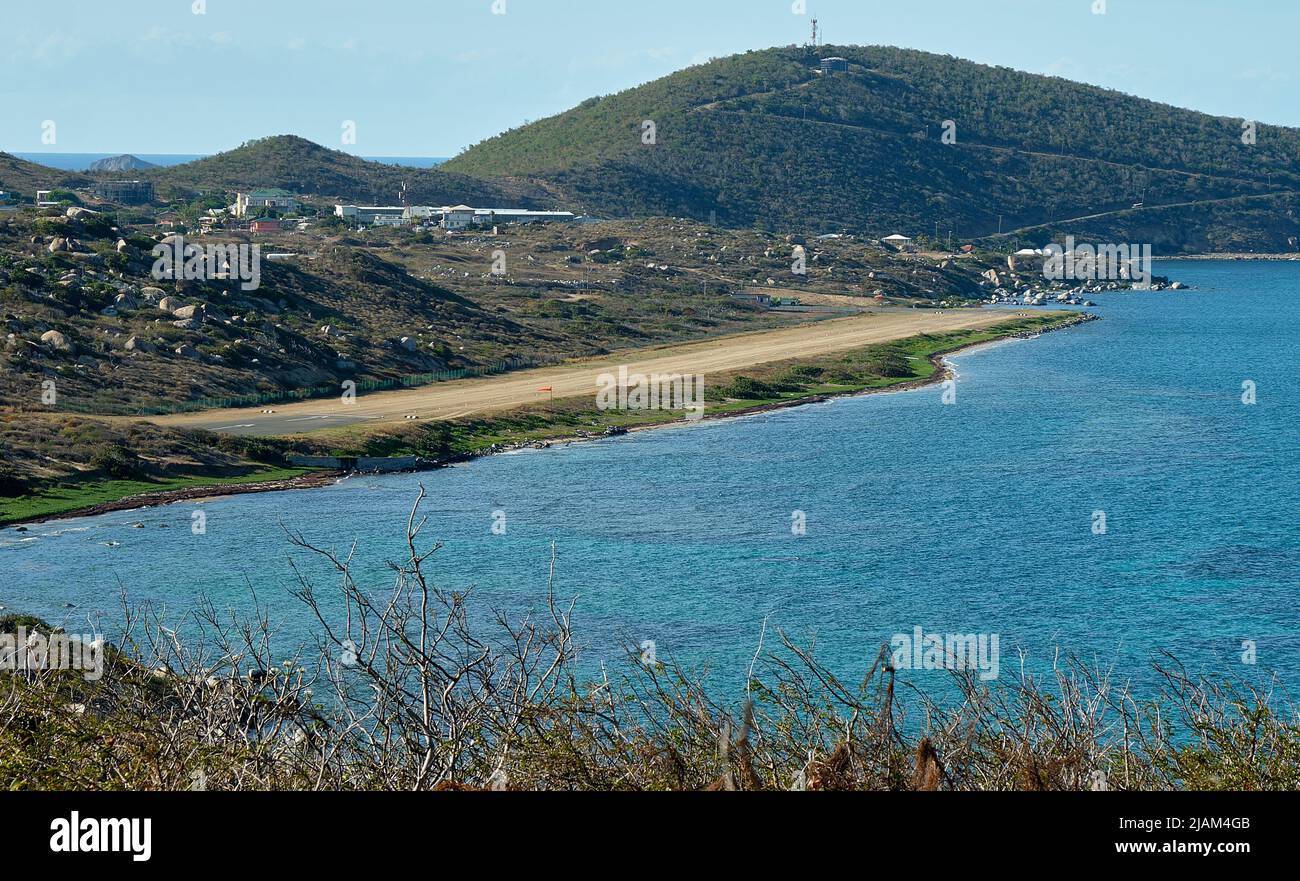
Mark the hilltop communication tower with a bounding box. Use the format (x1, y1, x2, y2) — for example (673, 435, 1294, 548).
(810, 18, 819, 47)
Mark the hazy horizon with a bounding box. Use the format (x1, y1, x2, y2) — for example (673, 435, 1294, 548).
(6, 150, 451, 171)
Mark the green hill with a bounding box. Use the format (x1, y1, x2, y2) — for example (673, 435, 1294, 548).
(146, 135, 553, 208)
(444, 45, 1300, 252)
(0, 153, 87, 197)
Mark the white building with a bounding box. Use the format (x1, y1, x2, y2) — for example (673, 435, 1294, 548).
(441, 205, 476, 230)
(235, 189, 300, 218)
(436, 205, 576, 229)
(335, 205, 408, 225)
(881, 234, 916, 252)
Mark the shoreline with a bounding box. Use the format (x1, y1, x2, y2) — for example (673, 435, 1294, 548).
(1156, 253, 1300, 261)
(3, 313, 1095, 529)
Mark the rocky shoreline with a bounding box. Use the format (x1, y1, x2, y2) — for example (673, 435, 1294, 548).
(1156, 253, 1300, 261)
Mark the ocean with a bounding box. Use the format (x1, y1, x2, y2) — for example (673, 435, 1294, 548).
(4, 260, 1298, 699)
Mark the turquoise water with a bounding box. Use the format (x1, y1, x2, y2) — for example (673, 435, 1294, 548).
(5, 260, 1299, 696)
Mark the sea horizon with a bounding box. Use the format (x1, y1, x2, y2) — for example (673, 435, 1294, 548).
(8, 151, 450, 171)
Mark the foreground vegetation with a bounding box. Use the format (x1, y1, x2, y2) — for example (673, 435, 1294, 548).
(1, 490, 1294, 791)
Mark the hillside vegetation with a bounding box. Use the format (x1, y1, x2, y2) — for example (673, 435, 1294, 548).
(445, 45, 1300, 252)
(1, 202, 1014, 417)
(0, 153, 86, 196)
(144, 136, 550, 208)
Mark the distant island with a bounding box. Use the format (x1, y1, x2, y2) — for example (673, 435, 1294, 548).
(87, 154, 158, 173)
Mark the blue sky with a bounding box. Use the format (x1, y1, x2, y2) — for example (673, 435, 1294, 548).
(4, 0, 1298, 157)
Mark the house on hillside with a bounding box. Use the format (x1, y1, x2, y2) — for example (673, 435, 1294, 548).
(820, 57, 849, 74)
(730, 292, 773, 308)
(881, 234, 916, 252)
(235, 189, 300, 218)
(441, 205, 476, 230)
(249, 218, 285, 233)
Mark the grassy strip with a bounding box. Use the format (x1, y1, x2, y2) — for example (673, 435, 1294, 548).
(322, 312, 1084, 459)
(0, 466, 310, 527)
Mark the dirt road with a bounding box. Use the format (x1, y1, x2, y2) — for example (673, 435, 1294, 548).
(146, 309, 1022, 437)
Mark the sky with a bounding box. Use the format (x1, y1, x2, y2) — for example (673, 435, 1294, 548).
(3, 0, 1299, 158)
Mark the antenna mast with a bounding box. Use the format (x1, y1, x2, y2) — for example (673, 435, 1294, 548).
(810, 17, 819, 47)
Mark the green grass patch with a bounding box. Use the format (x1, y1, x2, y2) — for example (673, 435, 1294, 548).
(0, 466, 310, 527)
